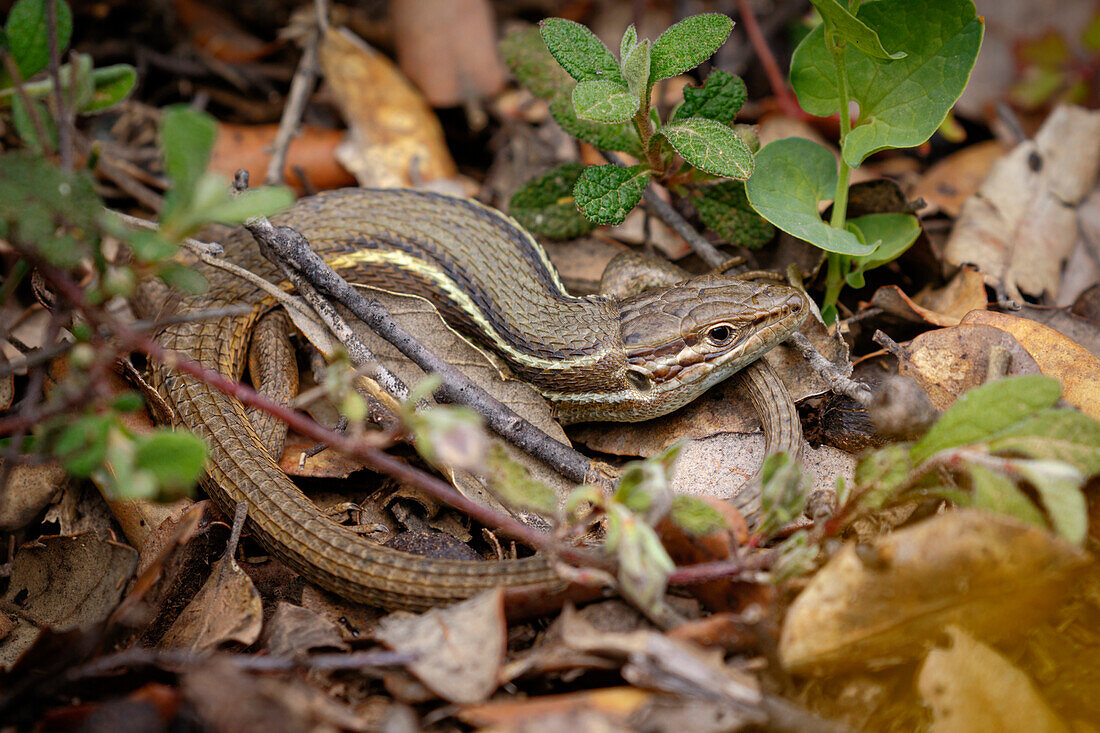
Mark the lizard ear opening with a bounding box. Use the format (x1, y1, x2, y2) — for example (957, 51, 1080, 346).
(627, 369, 652, 393)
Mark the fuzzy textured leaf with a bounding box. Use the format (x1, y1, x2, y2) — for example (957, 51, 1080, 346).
(672, 69, 747, 123)
(572, 79, 638, 123)
(160, 106, 217, 205)
(808, 0, 906, 60)
(966, 464, 1046, 530)
(987, 409, 1100, 476)
(539, 18, 624, 84)
(621, 38, 651, 102)
(911, 375, 1063, 464)
(550, 89, 642, 155)
(4, 0, 72, 80)
(694, 180, 774, 248)
(509, 163, 596, 239)
(650, 13, 733, 82)
(83, 64, 136, 112)
(573, 163, 650, 225)
(1013, 459, 1088, 545)
(500, 25, 572, 99)
(620, 24, 637, 61)
(745, 137, 876, 255)
(135, 430, 207, 497)
(659, 117, 753, 178)
(791, 0, 983, 166)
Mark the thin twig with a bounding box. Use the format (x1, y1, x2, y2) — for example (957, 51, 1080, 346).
(0, 51, 49, 151)
(244, 217, 608, 488)
(45, 0, 72, 171)
(263, 14, 322, 185)
(788, 331, 872, 405)
(735, 0, 803, 118)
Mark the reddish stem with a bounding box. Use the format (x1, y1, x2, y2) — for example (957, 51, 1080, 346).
(736, 0, 805, 119)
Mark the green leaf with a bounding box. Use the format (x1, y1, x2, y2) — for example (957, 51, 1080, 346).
(572, 79, 638, 123)
(204, 186, 295, 225)
(160, 106, 218, 211)
(124, 229, 177, 263)
(807, 0, 906, 60)
(844, 213, 921, 287)
(669, 495, 726, 536)
(694, 180, 774, 249)
(135, 429, 207, 498)
(757, 452, 810, 537)
(987, 408, 1100, 476)
(621, 38, 651, 103)
(549, 88, 643, 155)
(911, 375, 1063, 464)
(52, 414, 111, 477)
(82, 63, 136, 112)
(619, 24, 637, 61)
(573, 163, 649, 225)
(658, 117, 753, 179)
(790, 0, 983, 166)
(111, 391, 145, 413)
(1013, 459, 1088, 545)
(966, 464, 1047, 530)
(672, 69, 747, 124)
(650, 13, 733, 82)
(539, 18, 624, 84)
(4, 0, 72, 80)
(499, 26, 572, 99)
(485, 443, 558, 518)
(11, 93, 55, 154)
(159, 263, 208, 295)
(745, 137, 876, 255)
(509, 163, 596, 239)
(68, 51, 93, 111)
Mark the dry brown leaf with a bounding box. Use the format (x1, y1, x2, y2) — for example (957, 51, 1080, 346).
(944, 104, 1100, 301)
(174, 0, 277, 63)
(918, 627, 1069, 733)
(0, 534, 137, 670)
(779, 510, 1090, 675)
(392, 0, 506, 107)
(261, 602, 349, 657)
(900, 323, 1042, 409)
(459, 687, 651, 730)
(911, 140, 1008, 217)
(319, 26, 457, 188)
(278, 433, 367, 478)
(869, 266, 988, 327)
(374, 587, 507, 704)
(960, 310, 1100, 419)
(0, 460, 67, 532)
(159, 543, 263, 653)
(209, 123, 356, 195)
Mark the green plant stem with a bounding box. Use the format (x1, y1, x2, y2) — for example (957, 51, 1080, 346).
(823, 34, 855, 318)
(632, 104, 662, 173)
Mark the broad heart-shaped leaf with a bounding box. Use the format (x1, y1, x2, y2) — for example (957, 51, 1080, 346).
(4, 0, 72, 80)
(509, 163, 596, 239)
(745, 137, 876, 256)
(658, 117, 753, 179)
(540, 18, 624, 85)
(572, 79, 638, 123)
(844, 212, 921, 287)
(694, 180, 774, 248)
(650, 13, 733, 82)
(499, 25, 572, 100)
(672, 69, 747, 124)
(911, 375, 1063, 464)
(808, 0, 905, 60)
(791, 0, 983, 166)
(549, 89, 642, 156)
(573, 163, 650, 225)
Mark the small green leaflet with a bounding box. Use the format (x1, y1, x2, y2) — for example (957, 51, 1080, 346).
(573, 163, 650, 226)
(539, 18, 624, 85)
(650, 13, 733, 82)
(658, 117, 753, 179)
(572, 79, 638, 123)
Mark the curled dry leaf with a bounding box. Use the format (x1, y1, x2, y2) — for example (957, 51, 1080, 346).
(900, 323, 1042, 409)
(0, 534, 137, 670)
(918, 627, 1069, 733)
(868, 265, 988, 327)
(0, 460, 67, 532)
(960, 310, 1100, 420)
(319, 27, 458, 188)
(944, 104, 1100, 301)
(373, 587, 507, 705)
(261, 602, 349, 658)
(911, 140, 1008, 217)
(209, 123, 356, 195)
(391, 0, 506, 107)
(159, 544, 263, 653)
(779, 510, 1090, 675)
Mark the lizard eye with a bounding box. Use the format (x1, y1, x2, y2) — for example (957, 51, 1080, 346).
(706, 325, 734, 346)
(626, 370, 652, 392)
